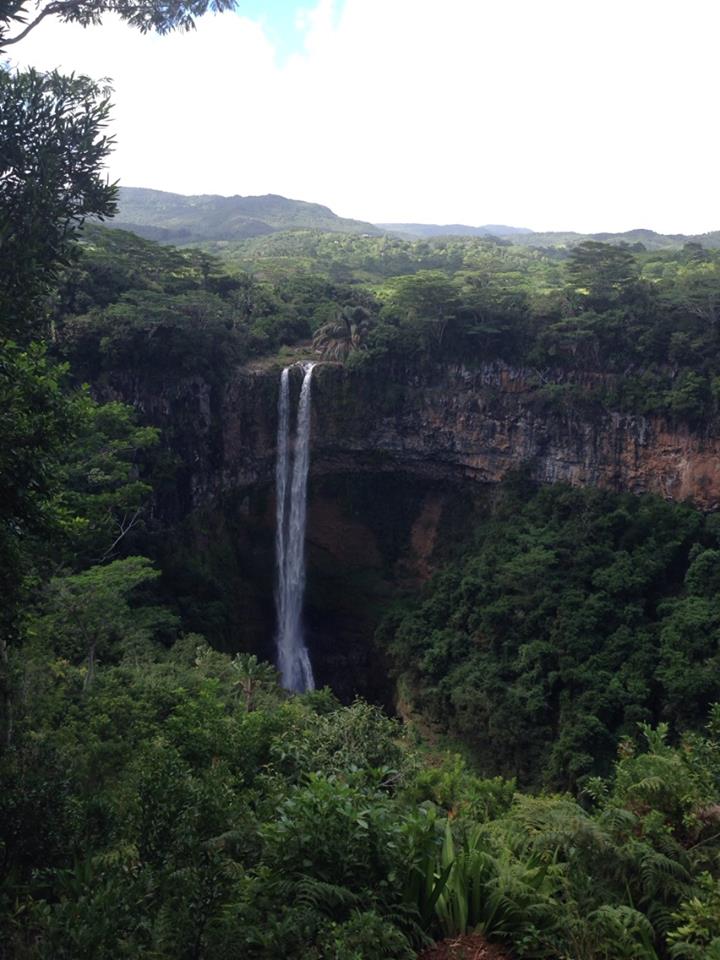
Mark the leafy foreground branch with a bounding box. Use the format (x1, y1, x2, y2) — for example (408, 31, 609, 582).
(1, 638, 719, 959)
(0, 0, 238, 49)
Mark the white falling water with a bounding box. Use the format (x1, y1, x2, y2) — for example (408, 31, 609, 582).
(275, 362, 316, 692)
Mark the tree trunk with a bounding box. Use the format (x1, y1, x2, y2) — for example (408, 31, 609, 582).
(0, 634, 12, 749)
(84, 641, 96, 690)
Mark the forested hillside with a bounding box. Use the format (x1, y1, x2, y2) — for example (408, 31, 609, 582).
(113, 187, 382, 242)
(113, 188, 720, 250)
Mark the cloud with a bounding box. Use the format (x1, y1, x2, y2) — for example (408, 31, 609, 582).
(10, 0, 720, 232)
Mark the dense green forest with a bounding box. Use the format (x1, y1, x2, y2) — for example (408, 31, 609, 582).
(4, 637, 720, 959)
(53, 222, 720, 422)
(3, 4, 720, 956)
(383, 481, 720, 789)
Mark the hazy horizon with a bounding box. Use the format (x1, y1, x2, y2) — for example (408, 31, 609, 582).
(11, 0, 720, 235)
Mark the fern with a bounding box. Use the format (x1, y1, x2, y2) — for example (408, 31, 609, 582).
(637, 849, 692, 901)
(284, 875, 360, 916)
(587, 904, 659, 960)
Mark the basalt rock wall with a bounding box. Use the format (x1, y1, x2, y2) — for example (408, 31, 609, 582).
(210, 359, 720, 512)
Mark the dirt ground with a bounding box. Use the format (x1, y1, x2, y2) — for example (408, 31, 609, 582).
(418, 933, 514, 960)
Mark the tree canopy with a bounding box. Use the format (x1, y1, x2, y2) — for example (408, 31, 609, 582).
(0, 0, 238, 49)
(0, 69, 117, 338)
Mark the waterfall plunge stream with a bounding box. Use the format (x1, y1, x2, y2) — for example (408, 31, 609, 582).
(274, 363, 316, 692)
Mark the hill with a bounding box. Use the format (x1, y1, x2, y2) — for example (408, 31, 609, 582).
(510, 227, 720, 250)
(378, 222, 533, 238)
(379, 222, 720, 249)
(111, 188, 720, 251)
(112, 186, 383, 241)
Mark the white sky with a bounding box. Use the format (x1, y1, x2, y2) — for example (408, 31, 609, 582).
(10, 0, 720, 233)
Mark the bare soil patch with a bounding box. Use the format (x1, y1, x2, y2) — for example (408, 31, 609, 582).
(419, 933, 514, 960)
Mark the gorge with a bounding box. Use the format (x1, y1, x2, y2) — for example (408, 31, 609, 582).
(7, 0, 720, 951)
(95, 353, 720, 708)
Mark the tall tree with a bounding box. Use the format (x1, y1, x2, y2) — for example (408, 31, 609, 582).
(0, 68, 117, 338)
(383, 270, 459, 346)
(0, 0, 239, 750)
(0, 344, 77, 744)
(34, 556, 176, 687)
(566, 241, 640, 311)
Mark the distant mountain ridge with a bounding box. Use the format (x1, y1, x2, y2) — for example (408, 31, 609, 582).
(379, 223, 720, 249)
(112, 187, 720, 250)
(113, 187, 382, 242)
(378, 223, 533, 238)
(506, 227, 720, 250)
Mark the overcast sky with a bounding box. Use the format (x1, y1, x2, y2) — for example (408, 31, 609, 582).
(10, 0, 720, 233)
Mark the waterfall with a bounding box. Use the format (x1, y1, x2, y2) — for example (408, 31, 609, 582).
(274, 362, 316, 692)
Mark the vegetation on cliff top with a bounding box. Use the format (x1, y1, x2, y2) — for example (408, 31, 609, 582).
(52, 224, 720, 423)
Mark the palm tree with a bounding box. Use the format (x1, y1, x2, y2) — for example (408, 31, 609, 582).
(312, 304, 372, 361)
(229, 653, 278, 712)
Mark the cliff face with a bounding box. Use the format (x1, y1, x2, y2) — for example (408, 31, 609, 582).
(212, 359, 720, 511)
(108, 357, 720, 694)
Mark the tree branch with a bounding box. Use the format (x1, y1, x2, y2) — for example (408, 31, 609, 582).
(97, 508, 142, 563)
(4, 1, 86, 46)
(4, 4, 55, 45)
